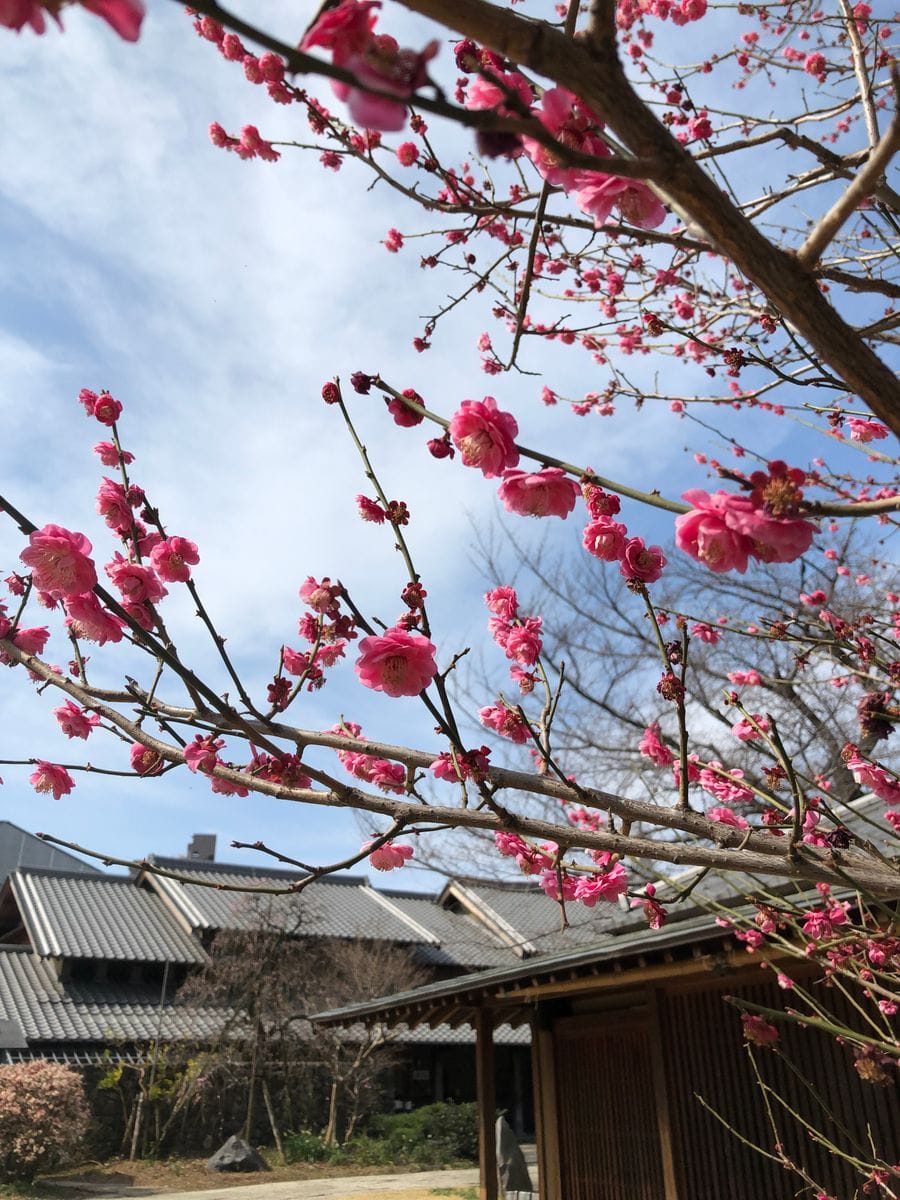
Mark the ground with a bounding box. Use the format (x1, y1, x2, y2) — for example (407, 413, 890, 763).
(0, 1161, 479, 1200)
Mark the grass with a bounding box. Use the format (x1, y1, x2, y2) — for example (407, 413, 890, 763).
(429, 1190, 478, 1199)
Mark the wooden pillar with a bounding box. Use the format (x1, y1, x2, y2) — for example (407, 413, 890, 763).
(648, 989, 680, 1200)
(475, 1006, 498, 1200)
(531, 1009, 561, 1200)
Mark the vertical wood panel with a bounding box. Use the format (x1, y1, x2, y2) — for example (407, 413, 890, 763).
(475, 1006, 498, 1200)
(661, 979, 899, 1200)
(553, 1014, 666, 1200)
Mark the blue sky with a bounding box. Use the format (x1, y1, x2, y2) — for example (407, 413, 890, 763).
(0, 1, 893, 889)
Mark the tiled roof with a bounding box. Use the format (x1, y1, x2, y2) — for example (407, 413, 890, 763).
(0, 948, 227, 1047)
(143, 861, 437, 945)
(0, 822, 100, 890)
(9, 871, 207, 964)
(381, 892, 520, 969)
(447, 880, 637, 957)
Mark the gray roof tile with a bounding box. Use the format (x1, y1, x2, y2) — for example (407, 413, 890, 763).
(0, 948, 228, 1045)
(10, 871, 206, 964)
(145, 863, 433, 945)
(381, 893, 520, 969)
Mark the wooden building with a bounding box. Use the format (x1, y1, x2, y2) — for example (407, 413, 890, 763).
(313, 907, 898, 1200)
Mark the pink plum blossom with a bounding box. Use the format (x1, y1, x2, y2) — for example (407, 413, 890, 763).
(484, 586, 518, 621)
(149, 537, 200, 583)
(520, 87, 610, 192)
(96, 478, 134, 535)
(64, 594, 124, 645)
(449, 396, 519, 478)
(574, 861, 629, 905)
(3, 626, 51, 663)
(691, 622, 720, 644)
(479, 702, 530, 743)
(93, 441, 134, 466)
(700, 762, 753, 804)
(847, 417, 888, 443)
(497, 468, 579, 519)
(504, 617, 542, 666)
(300, 576, 341, 616)
(583, 518, 628, 562)
(431, 745, 490, 782)
(732, 715, 769, 740)
(366, 840, 414, 870)
(52, 701, 100, 740)
(1, 0, 143, 37)
(105, 555, 167, 605)
(465, 69, 533, 117)
(20, 525, 97, 599)
(708, 805, 749, 829)
(184, 735, 224, 774)
(741, 1014, 779, 1045)
(355, 626, 437, 696)
(639, 723, 674, 766)
(619, 537, 667, 583)
(130, 743, 164, 776)
(573, 172, 666, 229)
(29, 761, 74, 800)
(675, 490, 755, 573)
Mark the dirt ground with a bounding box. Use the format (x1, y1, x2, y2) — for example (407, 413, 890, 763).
(42, 1159, 468, 1196)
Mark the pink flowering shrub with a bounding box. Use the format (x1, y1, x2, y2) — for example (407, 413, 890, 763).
(0, 1062, 89, 1182)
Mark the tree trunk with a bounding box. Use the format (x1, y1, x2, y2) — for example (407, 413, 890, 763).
(261, 1080, 285, 1165)
(323, 1079, 340, 1147)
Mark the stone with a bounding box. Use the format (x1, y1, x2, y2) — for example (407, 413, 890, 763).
(496, 1115, 534, 1195)
(205, 1135, 270, 1173)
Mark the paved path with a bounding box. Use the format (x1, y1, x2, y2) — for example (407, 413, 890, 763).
(48, 1168, 479, 1200)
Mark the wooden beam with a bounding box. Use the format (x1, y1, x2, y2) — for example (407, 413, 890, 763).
(648, 990, 681, 1200)
(475, 1006, 498, 1200)
(531, 1013, 561, 1200)
(498, 949, 760, 1001)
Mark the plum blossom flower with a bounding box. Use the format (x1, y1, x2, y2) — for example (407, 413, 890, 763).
(366, 840, 414, 871)
(479, 702, 530, 743)
(149, 537, 200, 583)
(732, 715, 769, 741)
(504, 617, 543, 666)
(619, 537, 667, 583)
(96, 477, 134, 535)
(2, 0, 143, 38)
(29, 761, 74, 800)
(301, 0, 437, 132)
(708, 805, 749, 829)
(700, 762, 753, 804)
(53, 701, 100, 740)
(20, 525, 97, 599)
(520, 87, 609, 192)
(639, 723, 674, 766)
(449, 396, 519, 478)
(299, 576, 341, 617)
(691, 622, 720, 644)
(497, 468, 579, 519)
(355, 626, 437, 697)
(574, 861, 629, 905)
(847, 417, 888, 443)
(105, 555, 167, 606)
(676, 487, 816, 573)
(576, 175, 666, 230)
(64, 593, 124, 645)
(93, 441, 134, 467)
(484, 586, 518, 622)
(843, 745, 900, 805)
(184, 735, 224, 774)
(131, 744, 164, 776)
(741, 1014, 779, 1046)
(431, 745, 490, 782)
(582, 518, 628, 562)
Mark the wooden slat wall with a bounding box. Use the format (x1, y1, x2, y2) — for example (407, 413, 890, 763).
(661, 981, 899, 1200)
(554, 1014, 666, 1200)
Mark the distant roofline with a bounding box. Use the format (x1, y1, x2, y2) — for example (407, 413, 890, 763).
(7, 867, 132, 884)
(145, 855, 371, 885)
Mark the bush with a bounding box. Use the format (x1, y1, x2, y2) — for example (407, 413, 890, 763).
(367, 1102, 479, 1166)
(282, 1129, 331, 1164)
(0, 1062, 90, 1182)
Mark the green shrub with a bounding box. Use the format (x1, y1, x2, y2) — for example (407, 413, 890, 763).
(282, 1130, 330, 1164)
(366, 1101, 478, 1166)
